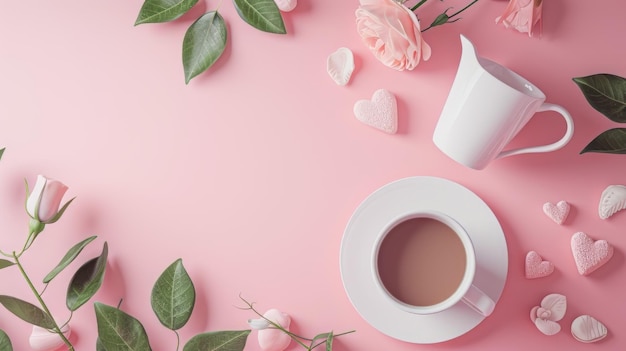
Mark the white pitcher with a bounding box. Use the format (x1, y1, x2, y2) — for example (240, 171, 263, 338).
(433, 35, 574, 170)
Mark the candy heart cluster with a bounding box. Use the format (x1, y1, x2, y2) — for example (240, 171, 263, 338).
(528, 193, 617, 343)
(533, 200, 615, 277)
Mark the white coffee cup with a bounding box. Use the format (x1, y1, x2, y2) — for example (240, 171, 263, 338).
(433, 35, 574, 170)
(372, 211, 495, 316)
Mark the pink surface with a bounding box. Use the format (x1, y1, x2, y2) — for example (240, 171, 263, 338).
(0, 0, 625, 350)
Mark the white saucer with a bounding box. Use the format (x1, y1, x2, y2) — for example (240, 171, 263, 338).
(340, 176, 508, 344)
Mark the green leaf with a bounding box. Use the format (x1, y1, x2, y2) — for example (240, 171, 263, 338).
(135, 0, 199, 25)
(0, 148, 5, 161)
(309, 332, 331, 349)
(151, 258, 195, 330)
(96, 337, 107, 351)
(94, 302, 152, 351)
(581, 128, 626, 154)
(0, 329, 13, 351)
(183, 330, 251, 351)
(232, 0, 286, 34)
(326, 331, 334, 351)
(182, 11, 227, 84)
(44, 236, 97, 283)
(573, 73, 626, 122)
(0, 259, 14, 270)
(0, 295, 55, 329)
(66, 242, 108, 311)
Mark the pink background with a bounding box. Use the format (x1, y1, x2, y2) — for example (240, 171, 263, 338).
(1, 0, 625, 350)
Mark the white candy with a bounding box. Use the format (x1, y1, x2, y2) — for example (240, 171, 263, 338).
(598, 184, 626, 219)
(327, 47, 355, 86)
(571, 315, 607, 343)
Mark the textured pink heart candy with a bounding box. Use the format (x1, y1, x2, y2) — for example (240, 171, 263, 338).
(525, 251, 554, 279)
(571, 232, 614, 276)
(543, 200, 570, 224)
(353, 89, 398, 134)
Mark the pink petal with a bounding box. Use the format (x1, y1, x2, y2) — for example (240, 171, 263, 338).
(530, 306, 539, 322)
(535, 318, 561, 336)
(540, 294, 566, 321)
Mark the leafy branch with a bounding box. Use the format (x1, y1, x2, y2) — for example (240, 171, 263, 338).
(239, 296, 355, 351)
(95, 259, 354, 351)
(0, 152, 108, 351)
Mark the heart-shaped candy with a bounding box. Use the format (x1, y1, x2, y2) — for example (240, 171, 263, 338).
(543, 200, 570, 224)
(571, 232, 614, 276)
(353, 89, 398, 134)
(525, 251, 554, 279)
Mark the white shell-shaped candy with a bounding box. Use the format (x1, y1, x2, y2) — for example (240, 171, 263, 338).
(274, 0, 296, 12)
(327, 47, 355, 86)
(29, 324, 71, 351)
(598, 184, 626, 219)
(571, 315, 608, 343)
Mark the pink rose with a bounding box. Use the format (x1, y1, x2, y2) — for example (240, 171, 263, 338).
(355, 0, 431, 71)
(26, 175, 69, 223)
(496, 0, 543, 37)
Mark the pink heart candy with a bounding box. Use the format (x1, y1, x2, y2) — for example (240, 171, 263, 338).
(525, 251, 554, 279)
(543, 200, 570, 224)
(571, 232, 614, 276)
(353, 89, 398, 134)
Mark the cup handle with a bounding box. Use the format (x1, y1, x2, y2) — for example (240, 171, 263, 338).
(462, 284, 495, 316)
(496, 103, 574, 159)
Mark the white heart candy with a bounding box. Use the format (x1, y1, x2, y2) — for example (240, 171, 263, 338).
(353, 89, 398, 134)
(543, 200, 570, 224)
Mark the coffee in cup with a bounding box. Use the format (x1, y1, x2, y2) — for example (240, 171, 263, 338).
(373, 211, 494, 316)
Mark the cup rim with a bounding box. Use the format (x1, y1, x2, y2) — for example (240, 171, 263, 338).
(372, 210, 476, 315)
(477, 56, 546, 100)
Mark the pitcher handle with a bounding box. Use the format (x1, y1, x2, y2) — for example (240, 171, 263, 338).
(497, 103, 574, 159)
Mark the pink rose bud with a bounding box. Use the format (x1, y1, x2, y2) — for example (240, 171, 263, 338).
(29, 323, 71, 351)
(26, 175, 69, 223)
(258, 309, 291, 351)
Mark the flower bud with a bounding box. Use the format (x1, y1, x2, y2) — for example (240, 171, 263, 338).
(26, 175, 70, 224)
(29, 323, 71, 351)
(258, 309, 291, 351)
